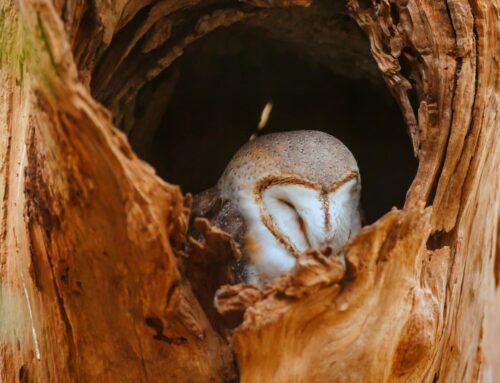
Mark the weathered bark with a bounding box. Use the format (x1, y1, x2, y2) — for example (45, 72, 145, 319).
(0, 0, 498, 382)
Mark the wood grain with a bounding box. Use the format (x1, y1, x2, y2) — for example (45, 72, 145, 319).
(0, 0, 498, 381)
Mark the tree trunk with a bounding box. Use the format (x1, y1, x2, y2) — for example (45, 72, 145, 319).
(0, 0, 498, 382)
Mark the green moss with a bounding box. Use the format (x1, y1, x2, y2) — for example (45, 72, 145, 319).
(35, 13, 56, 69)
(0, 3, 60, 93)
(0, 8, 12, 67)
(0, 6, 26, 81)
(0, 11, 4, 60)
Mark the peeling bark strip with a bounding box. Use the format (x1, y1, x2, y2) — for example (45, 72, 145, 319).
(0, 1, 498, 383)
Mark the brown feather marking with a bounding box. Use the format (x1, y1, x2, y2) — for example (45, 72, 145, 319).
(279, 199, 312, 249)
(259, 207, 301, 258)
(322, 192, 330, 233)
(326, 170, 359, 193)
(254, 176, 319, 258)
(253, 171, 359, 258)
(255, 175, 322, 195)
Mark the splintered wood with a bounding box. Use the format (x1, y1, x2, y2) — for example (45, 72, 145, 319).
(0, 0, 498, 382)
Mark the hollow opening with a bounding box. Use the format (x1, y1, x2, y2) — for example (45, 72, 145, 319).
(106, 3, 417, 224)
(86, 0, 421, 335)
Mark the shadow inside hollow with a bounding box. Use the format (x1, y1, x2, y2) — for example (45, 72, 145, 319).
(131, 25, 417, 224)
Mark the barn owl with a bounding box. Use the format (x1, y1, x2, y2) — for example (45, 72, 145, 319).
(192, 130, 362, 287)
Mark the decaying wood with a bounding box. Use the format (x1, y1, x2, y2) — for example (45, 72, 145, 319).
(222, 209, 444, 382)
(0, 0, 498, 382)
(186, 217, 243, 332)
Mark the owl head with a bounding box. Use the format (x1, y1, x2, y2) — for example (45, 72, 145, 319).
(193, 130, 361, 287)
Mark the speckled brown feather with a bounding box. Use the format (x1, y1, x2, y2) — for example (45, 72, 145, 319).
(219, 130, 359, 197)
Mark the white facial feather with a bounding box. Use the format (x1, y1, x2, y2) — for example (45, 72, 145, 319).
(327, 178, 362, 252)
(262, 184, 324, 253)
(237, 190, 297, 285)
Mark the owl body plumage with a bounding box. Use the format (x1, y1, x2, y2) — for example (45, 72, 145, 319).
(193, 130, 362, 287)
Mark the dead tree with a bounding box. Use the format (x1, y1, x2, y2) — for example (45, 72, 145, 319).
(0, 0, 498, 381)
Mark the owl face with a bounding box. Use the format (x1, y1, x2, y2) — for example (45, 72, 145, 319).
(216, 130, 362, 286)
(257, 172, 360, 255)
